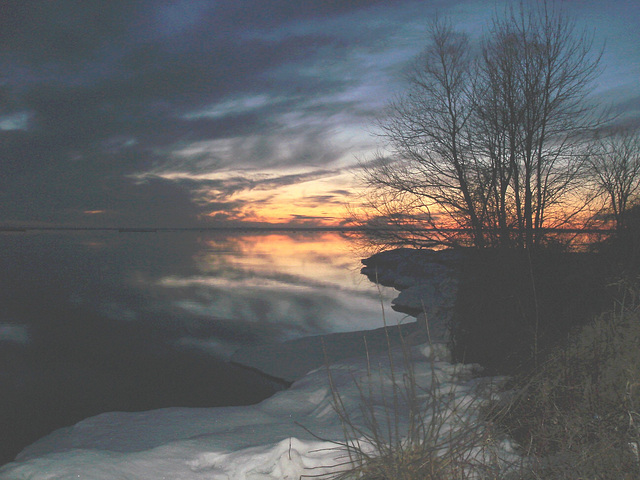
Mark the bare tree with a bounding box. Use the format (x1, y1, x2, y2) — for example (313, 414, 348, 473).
(589, 127, 640, 231)
(353, 18, 486, 249)
(353, 2, 604, 249)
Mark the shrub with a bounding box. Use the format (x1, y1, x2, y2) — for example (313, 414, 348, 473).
(450, 248, 610, 375)
(491, 279, 640, 479)
(592, 203, 640, 276)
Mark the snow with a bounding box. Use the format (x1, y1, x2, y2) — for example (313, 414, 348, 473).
(0, 248, 517, 480)
(361, 247, 461, 322)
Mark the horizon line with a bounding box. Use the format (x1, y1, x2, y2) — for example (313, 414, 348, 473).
(0, 225, 365, 233)
(0, 225, 616, 234)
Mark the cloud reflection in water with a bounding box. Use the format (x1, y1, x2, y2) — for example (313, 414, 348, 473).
(155, 232, 406, 357)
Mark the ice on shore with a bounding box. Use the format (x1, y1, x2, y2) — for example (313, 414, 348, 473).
(0, 248, 517, 480)
(361, 248, 461, 336)
(231, 320, 429, 384)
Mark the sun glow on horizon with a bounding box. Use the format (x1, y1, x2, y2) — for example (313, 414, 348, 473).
(144, 166, 363, 227)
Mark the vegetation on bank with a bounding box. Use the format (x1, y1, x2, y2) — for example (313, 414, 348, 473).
(325, 229, 640, 478)
(493, 279, 640, 479)
(338, 0, 640, 474)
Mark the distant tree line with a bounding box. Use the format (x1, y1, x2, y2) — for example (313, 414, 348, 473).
(352, 1, 640, 250)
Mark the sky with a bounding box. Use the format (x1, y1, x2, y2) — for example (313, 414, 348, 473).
(1, 0, 639, 228)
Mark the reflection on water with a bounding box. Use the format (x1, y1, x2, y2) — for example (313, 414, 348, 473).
(0, 230, 405, 465)
(161, 232, 405, 356)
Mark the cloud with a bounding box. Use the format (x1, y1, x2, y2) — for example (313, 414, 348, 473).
(0, 324, 29, 345)
(158, 168, 340, 202)
(166, 168, 348, 224)
(0, 0, 638, 227)
(330, 189, 355, 197)
(0, 1, 442, 226)
(302, 194, 348, 206)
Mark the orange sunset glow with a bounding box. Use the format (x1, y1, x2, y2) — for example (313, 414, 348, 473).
(149, 167, 363, 227)
(217, 180, 351, 226)
(197, 231, 361, 281)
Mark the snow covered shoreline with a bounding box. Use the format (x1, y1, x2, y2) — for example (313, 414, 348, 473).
(0, 248, 515, 480)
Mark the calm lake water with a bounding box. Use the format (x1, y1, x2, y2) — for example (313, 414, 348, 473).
(0, 230, 406, 465)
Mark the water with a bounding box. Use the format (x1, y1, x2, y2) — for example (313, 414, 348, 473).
(0, 230, 406, 465)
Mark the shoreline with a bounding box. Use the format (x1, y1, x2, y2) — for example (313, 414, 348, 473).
(231, 247, 461, 383)
(230, 319, 429, 384)
(4, 247, 460, 469)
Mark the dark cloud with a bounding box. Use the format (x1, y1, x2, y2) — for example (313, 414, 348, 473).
(0, 2, 136, 63)
(303, 194, 346, 205)
(0, 0, 394, 226)
(176, 169, 341, 200)
(0, 162, 202, 228)
(290, 214, 336, 222)
(330, 189, 354, 196)
(0, 0, 638, 227)
(217, 0, 404, 28)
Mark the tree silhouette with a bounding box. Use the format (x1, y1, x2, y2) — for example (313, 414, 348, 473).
(353, 2, 606, 250)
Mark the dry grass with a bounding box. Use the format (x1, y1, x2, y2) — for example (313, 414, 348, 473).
(490, 278, 640, 479)
(314, 311, 511, 480)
